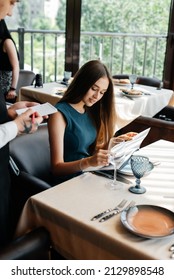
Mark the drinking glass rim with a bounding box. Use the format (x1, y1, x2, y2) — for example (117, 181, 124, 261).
(131, 155, 149, 161)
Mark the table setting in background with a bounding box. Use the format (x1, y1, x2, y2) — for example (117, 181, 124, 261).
(18, 79, 173, 131)
(113, 77, 174, 130)
(18, 81, 66, 105)
(15, 139, 174, 260)
(18, 71, 72, 105)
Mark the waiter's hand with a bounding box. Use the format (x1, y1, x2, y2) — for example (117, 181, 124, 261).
(14, 108, 43, 135)
(8, 101, 40, 119)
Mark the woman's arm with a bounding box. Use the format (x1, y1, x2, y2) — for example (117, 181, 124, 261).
(48, 111, 109, 176)
(4, 39, 19, 99)
(48, 111, 84, 176)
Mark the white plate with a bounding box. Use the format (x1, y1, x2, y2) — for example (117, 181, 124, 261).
(121, 205, 174, 238)
(121, 92, 143, 98)
(118, 160, 154, 176)
(114, 83, 131, 86)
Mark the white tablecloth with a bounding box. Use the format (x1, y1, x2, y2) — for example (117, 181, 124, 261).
(15, 140, 174, 260)
(18, 82, 65, 105)
(115, 85, 173, 130)
(19, 83, 173, 130)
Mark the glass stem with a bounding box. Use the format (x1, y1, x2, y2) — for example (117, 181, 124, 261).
(135, 178, 141, 189)
(113, 163, 117, 184)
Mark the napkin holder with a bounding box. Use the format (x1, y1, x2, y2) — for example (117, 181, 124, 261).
(35, 74, 43, 88)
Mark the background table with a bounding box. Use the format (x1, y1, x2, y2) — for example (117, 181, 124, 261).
(15, 140, 174, 260)
(19, 83, 173, 130)
(114, 85, 173, 130)
(18, 82, 65, 105)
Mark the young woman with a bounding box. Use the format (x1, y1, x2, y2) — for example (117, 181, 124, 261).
(48, 60, 117, 184)
(0, 19, 19, 102)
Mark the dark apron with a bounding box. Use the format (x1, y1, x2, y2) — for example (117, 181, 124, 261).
(0, 92, 11, 247)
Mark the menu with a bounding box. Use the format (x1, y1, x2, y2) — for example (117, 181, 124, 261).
(16, 102, 57, 116)
(84, 128, 151, 172)
(112, 128, 150, 169)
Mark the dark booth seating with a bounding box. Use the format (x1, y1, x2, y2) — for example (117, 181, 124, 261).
(116, 106, 174, 147)
(0, 227, 50, 260)
(136, 76, 161, 88)
(9, 123, 55, 231)
(112, 74, 161, 88)
(112, 74, 129, 79)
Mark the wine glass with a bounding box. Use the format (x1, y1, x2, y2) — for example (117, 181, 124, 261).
(106, 138, 125, 190)
(129, 74, 137, 89)
(129, 155, 149, 194)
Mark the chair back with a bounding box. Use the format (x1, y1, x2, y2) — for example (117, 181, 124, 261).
(112, 74, 161, 88)
(16, 70, 36, 95)
(136, 76, 161, 87)
(112, 74, 129, 79)
(9, 124, 55, 229)
(9, 123, 51, 183)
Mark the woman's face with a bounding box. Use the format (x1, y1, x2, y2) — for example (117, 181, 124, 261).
(82, 77, 109, 107)
(0, 0, 16, 20)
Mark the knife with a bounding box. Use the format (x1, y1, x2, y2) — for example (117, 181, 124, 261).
(92, 170, 113, 179)
(99, 210, 120, 222)
(92, 170, 132, 185)
(91, 207, 115, 221)
(91, 199, 127, 221)
(99, 201, 135, 222)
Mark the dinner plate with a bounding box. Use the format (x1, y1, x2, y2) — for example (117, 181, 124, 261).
(121, 205, 174, 238)
(54, 88, 66, 95)
(114, 83, 131, 87)
(118, 160, 154, 176)
(121, 92, 143, 98)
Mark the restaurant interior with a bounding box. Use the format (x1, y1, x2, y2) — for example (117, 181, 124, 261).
(1, 0, 174, 260)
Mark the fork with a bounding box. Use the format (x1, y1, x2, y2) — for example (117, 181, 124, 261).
(91, 199, 127, 221)
(99, 200, 136, 222)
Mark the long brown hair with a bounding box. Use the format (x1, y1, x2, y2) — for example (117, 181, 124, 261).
(59, 60, 117, 150)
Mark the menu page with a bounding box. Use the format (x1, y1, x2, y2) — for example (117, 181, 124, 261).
(16, 102, 57, 116)
(84, 128, 151, 172)
(116, 127, 150, 169)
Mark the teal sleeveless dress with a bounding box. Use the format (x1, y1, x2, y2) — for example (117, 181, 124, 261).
(53, 102, 97, 183)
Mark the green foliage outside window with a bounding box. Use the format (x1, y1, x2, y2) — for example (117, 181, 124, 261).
(13, 0, 171, 81)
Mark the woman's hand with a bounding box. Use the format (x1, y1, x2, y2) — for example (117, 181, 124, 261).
(6, 90, 17, 100)
(88, 149, 109, 167)
(87, 132, 138, 167)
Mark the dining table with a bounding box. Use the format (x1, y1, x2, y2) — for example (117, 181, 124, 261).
(15, 139, 174, 260)
(18, 82, 174, 130)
